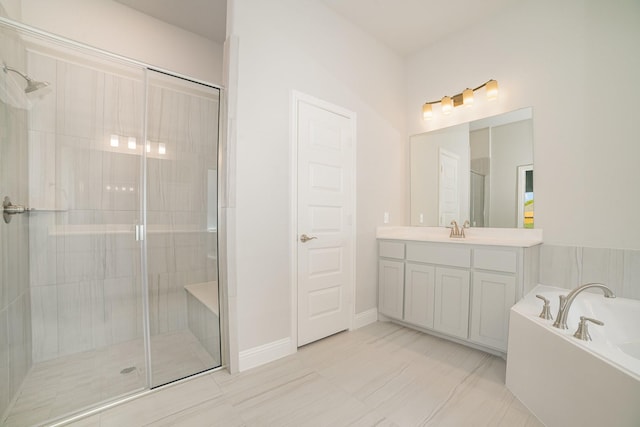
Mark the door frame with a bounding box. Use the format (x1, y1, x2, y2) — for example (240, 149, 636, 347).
(289, 90, 357, 351)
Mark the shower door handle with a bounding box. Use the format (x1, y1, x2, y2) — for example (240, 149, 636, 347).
(3, 196, 31, 224)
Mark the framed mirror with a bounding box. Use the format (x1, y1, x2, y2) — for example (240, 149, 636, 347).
(410, 107, 533, 228)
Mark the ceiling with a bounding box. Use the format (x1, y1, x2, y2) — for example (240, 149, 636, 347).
(113, 0, 519, 56)
(321, 0, 521, 56)
(113, 0, 227, 43)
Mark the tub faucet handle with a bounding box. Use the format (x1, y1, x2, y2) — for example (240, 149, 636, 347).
(535, 295, 553, 320)
(573, 316, 604, 341)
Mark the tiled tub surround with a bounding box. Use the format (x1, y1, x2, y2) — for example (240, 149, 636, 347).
(539, 244, 640, 301)
(0, 15, 32, 420)
(507, 285, 640, 427)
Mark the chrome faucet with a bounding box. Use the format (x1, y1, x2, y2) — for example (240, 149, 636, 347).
(552, 283, 615, 329)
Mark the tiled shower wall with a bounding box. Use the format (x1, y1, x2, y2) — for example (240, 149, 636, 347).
(27, 50, 218, 363)
(539, 244, 640, 300)
(27, 50, 146, 363)
(0, 19, 32, 419)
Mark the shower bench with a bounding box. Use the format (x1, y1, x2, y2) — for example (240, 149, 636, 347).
(184, 281, 221, 364)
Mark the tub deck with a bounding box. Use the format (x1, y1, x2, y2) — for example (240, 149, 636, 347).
(506, 285, 640, 427)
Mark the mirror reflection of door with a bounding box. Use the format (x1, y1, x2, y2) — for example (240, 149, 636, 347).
(438, 148, 460, 226)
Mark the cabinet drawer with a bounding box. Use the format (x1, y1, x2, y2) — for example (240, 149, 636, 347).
(473, 248, 517, 273)
(406, 243, 471, 268)
(379, 241, 405, 259)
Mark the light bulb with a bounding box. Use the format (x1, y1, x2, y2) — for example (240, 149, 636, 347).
(441, 96, 453, 115)
(486, 80, 498, 100)
(422, 103, 433, 120)
(463, 88, 474, 107)
(128, 137, 136, 150)
(110, 134, 119, 147)
(158, 143, 166, 155)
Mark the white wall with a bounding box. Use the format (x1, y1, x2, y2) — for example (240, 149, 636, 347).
(6, 0, 223, 84)
(228, 0, 406, 354)
(407, 0, 640, 250)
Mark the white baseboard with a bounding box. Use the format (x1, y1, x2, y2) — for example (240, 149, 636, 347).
(238, 337, 293, 372)
(352, 308, 378, 330)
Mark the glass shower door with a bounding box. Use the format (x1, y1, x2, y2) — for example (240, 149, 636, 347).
(26, 42, 149, 420)
(145, 69, 221, 387)
(1, 21, 149, 425)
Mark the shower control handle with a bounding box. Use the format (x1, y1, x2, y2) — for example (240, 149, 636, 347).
(3, 196, 31, 224)
(300, 234, 317, 243)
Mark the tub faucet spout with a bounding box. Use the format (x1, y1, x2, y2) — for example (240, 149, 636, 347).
(552, 283, 615, 329)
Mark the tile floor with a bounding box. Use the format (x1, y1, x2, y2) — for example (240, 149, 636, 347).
(3, 329, 218, 427)
(59, 322, 542, 426)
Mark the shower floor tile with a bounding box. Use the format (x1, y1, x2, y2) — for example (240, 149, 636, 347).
(2, 329, 219, 427)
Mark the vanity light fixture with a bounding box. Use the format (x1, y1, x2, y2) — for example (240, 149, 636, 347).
(422, 79, 498, 120)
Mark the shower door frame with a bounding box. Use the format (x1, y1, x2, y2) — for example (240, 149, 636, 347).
(0, 16, 227, 425)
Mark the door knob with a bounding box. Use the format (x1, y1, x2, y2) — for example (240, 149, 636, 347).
(300, 234, 317, 243)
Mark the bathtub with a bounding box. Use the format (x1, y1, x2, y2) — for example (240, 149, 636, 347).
(506, 284, 640, 427)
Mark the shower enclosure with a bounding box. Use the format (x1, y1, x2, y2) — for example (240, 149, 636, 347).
(0, 18, 221, 426)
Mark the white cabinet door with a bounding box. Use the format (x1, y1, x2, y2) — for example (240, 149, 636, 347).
(434, 267, 470, 339)
(378, 260, 405, 319)
(470, 271, 516, 351)
(404, 263, 435, 329)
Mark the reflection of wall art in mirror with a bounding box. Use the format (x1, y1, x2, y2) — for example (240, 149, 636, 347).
(410, 107, 533, 228)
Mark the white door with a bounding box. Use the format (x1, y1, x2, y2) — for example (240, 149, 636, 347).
(439, 148, 460, 226)
(296, 97, 354, 347)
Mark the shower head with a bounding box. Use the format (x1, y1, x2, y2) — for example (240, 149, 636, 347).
(2, 62, 50, 94)
(24, 77, 49, 94)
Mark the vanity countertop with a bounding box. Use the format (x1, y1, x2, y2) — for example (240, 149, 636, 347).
(376, 226, 543, 247)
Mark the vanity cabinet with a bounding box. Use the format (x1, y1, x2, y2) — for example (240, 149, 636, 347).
(378, 259, 404, 319)
(378, 237, 540, 354)
(434, 267, 470, 340)
(404, 263, 435, 329)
